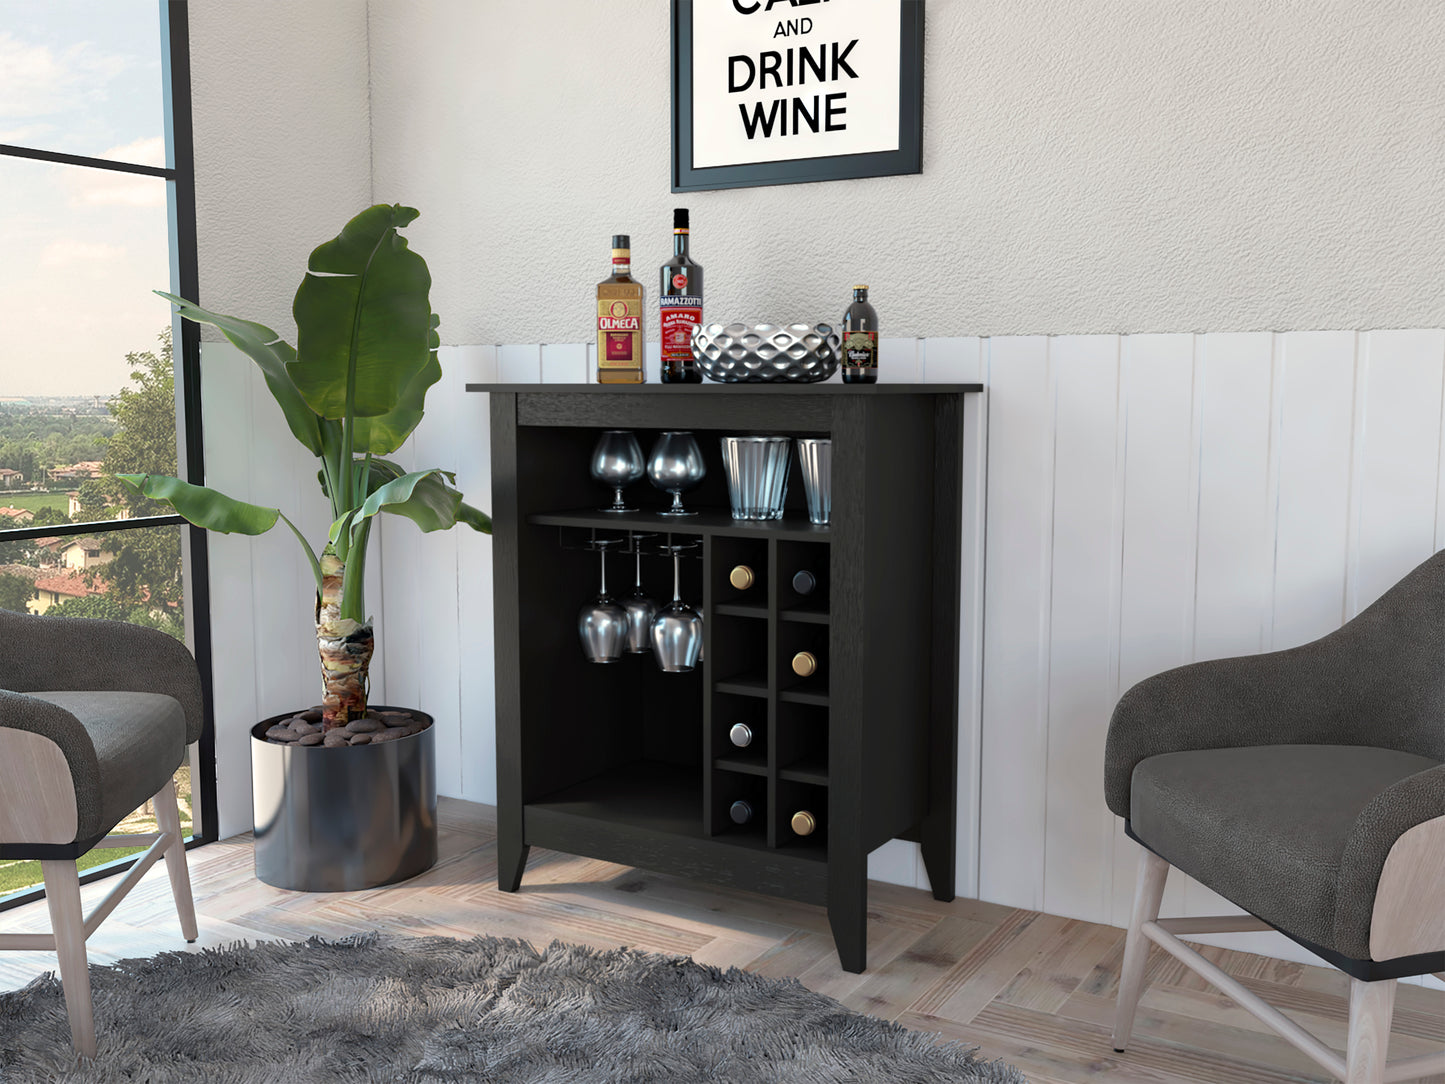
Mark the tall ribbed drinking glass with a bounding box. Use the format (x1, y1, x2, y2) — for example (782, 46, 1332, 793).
(720, 436, 790, 520)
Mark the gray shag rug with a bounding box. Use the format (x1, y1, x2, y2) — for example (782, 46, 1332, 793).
(0, 934, 1025, 1082)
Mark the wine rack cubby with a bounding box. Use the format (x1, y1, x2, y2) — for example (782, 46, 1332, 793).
(475, 383, 978, 972)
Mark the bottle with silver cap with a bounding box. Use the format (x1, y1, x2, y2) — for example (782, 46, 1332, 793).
(728, 722, 754, 748)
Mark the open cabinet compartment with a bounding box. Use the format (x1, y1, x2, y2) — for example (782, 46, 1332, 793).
(486, 385, 972, 973)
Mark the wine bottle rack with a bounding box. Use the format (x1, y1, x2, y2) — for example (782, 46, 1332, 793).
(472, 383, 979, 973)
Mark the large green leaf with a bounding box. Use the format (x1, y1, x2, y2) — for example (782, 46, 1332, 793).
(347, 462, 490, 539)
(288, 204, 432, 420)
(154, 291, 322, 455)
(117, 473, 279, 534)
(118, 473, 324, 594)
(351, 318, 443, 454)
(457, 502, 493, 534)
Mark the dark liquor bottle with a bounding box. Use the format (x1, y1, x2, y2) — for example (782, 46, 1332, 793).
(791, 570, 820, 596)
(730, 799, 754, 825)
(791, 809, 819, 836)
(729, 564, 756, 591)
(842, 285, 878, 384)
(660, 208, 703, 383)
(729, 722, 754, 748)
(597, 236, 644, 384)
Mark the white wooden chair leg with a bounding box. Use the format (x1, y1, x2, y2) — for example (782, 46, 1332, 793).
(152, 776, 197, 941)
(1112, 847, 1170, 1052)
(1345, 978, 1394, 1084)
(41, 859, 95, 1059)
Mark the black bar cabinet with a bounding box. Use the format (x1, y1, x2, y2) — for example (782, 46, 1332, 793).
(469, 383, 979, 972)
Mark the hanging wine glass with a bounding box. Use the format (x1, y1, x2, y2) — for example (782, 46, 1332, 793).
(622, 532, 658, 654)
(647, 431, 706, 517)
(590, 430, 645, 513)
(650, 543, 703, 672)
(578, 538, 628, 663)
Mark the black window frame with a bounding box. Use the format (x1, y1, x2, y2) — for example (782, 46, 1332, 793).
(0, 0, 217, 911)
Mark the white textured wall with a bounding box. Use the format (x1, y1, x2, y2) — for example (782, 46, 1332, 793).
(369, 0, 1445, 344)
(189, 0, 372, 334)
(188, 1, 375, 835)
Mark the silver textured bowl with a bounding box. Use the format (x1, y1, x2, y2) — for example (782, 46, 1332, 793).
(692, 323, 840, 383)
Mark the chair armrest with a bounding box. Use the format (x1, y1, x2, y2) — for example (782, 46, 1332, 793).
(0, 690, 102, 841)
(1337, 764, 1445, 961)
(0, 611, 204, 744)
(1106, 547, 1445, 818)
(1107, 550, 1445, 818)
(1107, 646, 1411, 820)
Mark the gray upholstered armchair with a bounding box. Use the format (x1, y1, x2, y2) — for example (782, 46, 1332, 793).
(0, 610, 203, 1059)
(1105, 548, 1444, 1084)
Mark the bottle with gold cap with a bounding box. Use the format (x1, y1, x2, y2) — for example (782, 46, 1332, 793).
(790, 809, 819, 836)
(791, 647, 822, 679)
(728, 564, 756, 592)
(842, 285, 877, 384)
(596, 235, 645, 384)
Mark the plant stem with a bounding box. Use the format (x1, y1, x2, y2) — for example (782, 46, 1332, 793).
(317, 546, 373, 727)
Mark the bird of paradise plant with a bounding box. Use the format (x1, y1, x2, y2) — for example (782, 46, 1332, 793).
(121, 204, 489, 729)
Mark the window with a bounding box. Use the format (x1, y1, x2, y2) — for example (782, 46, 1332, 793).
(0, 1, 213, 905)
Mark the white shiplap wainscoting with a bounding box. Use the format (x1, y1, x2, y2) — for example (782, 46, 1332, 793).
(203, 329, 1445, 973)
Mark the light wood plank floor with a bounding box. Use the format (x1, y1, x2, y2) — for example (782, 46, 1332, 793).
(2, 799, 1441, 1083)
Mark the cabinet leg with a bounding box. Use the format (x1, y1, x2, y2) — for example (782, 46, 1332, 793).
(497, 835, 530, 893)
(919, 815, 956, 902)
(828, 866, 868, 974)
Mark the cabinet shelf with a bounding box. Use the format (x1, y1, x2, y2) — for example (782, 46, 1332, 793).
(713, 754, 768, 778)
(779, 756, 830, 786)
(528, 507, 830, 541)
(715, 674, 769, 698)
(779, 606, 829, 625)
(779, 687, 830, 707)
(713, 602, 768, 620)
(528, 761, 700, 835)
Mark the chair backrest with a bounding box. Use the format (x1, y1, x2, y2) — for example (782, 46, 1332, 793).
(0, 609, 204, 745)
(1329, 548, 1445, 762)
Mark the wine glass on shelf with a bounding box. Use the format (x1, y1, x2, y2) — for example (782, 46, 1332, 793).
(578, 538, 628, 663)
(650, 543, 703, 672)
(622, 532, 658, 654)
(647, 431, 706, 517)
(590, 430, 645, 513)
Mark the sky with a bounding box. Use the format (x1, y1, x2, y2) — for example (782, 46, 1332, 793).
(0, 1, 174, 398)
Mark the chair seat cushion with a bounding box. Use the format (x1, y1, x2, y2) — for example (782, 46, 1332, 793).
(28, 691, 187, 842)
(1131, 744, 1440, 959)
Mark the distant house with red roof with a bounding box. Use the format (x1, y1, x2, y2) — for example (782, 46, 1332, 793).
(0, 506, 35, 525)
(56, 537, 113, 570)
(0, 468, 22, 488)
(47, 461, 104, 483)
(33, 536, 115, 570)
(30, 569, 107, 615)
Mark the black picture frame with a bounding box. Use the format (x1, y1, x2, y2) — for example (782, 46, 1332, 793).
(671, 0, 924, 193)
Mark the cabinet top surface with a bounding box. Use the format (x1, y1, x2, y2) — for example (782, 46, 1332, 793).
(465, 383, 982, 395)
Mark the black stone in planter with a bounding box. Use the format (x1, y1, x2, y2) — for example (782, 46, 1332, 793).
(250, 706, 437, 892)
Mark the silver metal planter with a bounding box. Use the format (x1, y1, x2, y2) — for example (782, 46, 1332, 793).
(250, 706, 437, 892)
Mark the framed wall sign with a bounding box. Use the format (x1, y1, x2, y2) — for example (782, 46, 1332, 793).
(672, 0, 924, 192)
